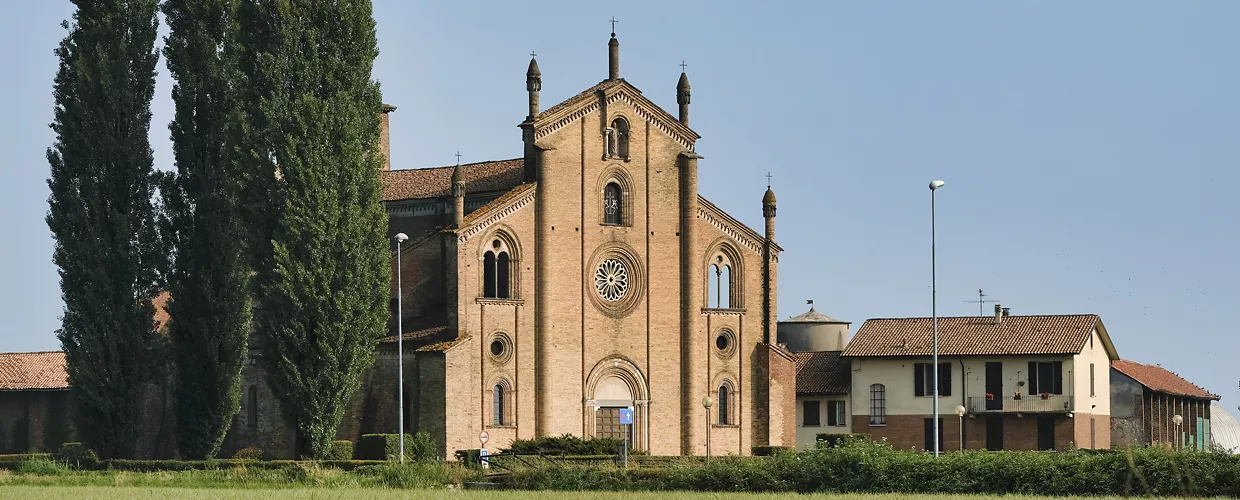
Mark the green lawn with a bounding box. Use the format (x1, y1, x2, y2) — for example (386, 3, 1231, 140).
(0, 488, 1184, 500)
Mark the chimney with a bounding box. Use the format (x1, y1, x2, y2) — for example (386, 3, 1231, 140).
(1002, 307, 1010, 317)
(379, 104, 396, 171)
(994, 304, 1003, 325)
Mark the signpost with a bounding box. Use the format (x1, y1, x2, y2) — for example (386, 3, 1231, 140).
(619, 408, 633, 468)
(479, 431, 489, 469)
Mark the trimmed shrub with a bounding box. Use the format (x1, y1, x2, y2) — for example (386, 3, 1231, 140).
(358, 432, 437, 461)
(751, 445, 795, 457)
(55, 442, 98, 470)
(328, 440, 354, 460)
(504, 434, 642, 455)
(815, 433, 861, 448)
(233, 446, 263, 460)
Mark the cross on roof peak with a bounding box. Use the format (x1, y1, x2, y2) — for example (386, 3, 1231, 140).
(530, 51, 537, 58)
(766, 172, 773, 188)
(455, 151, 462, 164)
(610, 16, 618, 36)
(679, 61, 688, 72)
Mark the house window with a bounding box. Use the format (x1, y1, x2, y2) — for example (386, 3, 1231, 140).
(247, 385, 258, 430)
(606, 117, 630, 159)
(869, 384, 886, 426)
(1027, 361, 1064, 395)
(924, 418, 944, 452)
(827, 401, 846, 427)
(1089, 363, 1095, 397)
(603, 183, 622, 225)
(802, 400, 820, 426)
(914, 363, 952, 397)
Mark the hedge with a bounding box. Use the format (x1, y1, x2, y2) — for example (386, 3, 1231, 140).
(496, 440, 1240, 497)
(357, 432, 437, 461)
(328, 440, 354, 461)
(503, 434, 644, 456)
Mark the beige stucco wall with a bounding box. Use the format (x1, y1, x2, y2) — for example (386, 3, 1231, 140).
(794, 395, 850, 450)
(1071, 328, 1111, 415)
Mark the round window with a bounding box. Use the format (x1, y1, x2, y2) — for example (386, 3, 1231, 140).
(714, 329, 737, 358)
(594, 258, 629, 302)
(487, 332, 514, 363)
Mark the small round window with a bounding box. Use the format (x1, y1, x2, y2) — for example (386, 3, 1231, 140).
(714, 329, 736, 358)
(487, 332, 514, 363)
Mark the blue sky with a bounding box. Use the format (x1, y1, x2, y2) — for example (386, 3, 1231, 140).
(2, 2, 1237, 409)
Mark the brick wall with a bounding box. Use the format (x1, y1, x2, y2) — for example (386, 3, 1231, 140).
(0, 390, 75, 453)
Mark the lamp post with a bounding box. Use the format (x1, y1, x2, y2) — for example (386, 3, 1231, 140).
(702, 395, 714, 464)
(394, 232, 408, 463)
(954, 405, 967, 451)
(929, 180, 945, 456)
(1173, 414, 1183, 450)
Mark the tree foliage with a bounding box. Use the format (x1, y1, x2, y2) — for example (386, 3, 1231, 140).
(159, 0, 252, 459)
(236, 0, 388, 459)
(45, 0, 164, 459)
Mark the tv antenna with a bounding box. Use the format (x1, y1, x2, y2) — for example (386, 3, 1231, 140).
(963, 288, 999, 316)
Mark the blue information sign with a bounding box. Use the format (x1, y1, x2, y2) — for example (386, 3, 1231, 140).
(619, 408, 633, 425)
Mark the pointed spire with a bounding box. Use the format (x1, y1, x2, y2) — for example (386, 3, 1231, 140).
(677, 62, 691, 126)
(608, 17, 620, 81)
(526, 52, 541, 120)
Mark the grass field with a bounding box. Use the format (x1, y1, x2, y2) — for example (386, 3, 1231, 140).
(0, 488, 1176, 500)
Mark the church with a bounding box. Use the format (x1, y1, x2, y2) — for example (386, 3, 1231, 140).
(355, 31, 797, 457)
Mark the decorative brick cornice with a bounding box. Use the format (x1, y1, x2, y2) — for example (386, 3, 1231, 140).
(605, 91, 696, 151)
(457, 184, 536, 242)
(697, 196, 782, 260)
(535, 100, 602, 142)
(533, 81, 699, 151)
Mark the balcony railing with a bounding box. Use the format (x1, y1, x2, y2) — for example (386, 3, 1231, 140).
(966, 395, 1073, 414)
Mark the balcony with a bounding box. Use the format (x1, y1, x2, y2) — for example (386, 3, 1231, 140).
(966, 394, 1073, 414)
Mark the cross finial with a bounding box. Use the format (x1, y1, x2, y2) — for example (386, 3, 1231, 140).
(530, 51, 537, 58)
(766, 172, 772, 188)
(455, 151, 462, 164)
(610, 16, 618, 36)
(679, 61, 688, 72)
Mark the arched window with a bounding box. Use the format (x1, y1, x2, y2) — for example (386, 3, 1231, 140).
(607, 117, 630, 159)
(604, 183, 622, 225)
(719, 266, 731, 309)
(483, 251, 497, 298)
(497, 252, 511, 298)
(492, 380, 512, 426)
(718, 384, 731, 425)
(869, 384, 887, 426)
(706, 250, 741, 309)
(247, 385, 258, 429)
(708, 264, 720, 308)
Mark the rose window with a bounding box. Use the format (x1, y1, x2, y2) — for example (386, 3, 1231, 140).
(594, 258, 628, 302)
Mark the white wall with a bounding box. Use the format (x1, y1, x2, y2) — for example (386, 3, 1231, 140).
(1072, 328, 1111, 415)
(795, 395, 850, 450)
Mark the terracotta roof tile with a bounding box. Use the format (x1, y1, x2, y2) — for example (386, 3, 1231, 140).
(843, 315, 1100, 358)
(793, 351, 851, 395)
(0, 351, 68, 391)
(382, 159, 523, 202)
(1112, 359, 1219, 400)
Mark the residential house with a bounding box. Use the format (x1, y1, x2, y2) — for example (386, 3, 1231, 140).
(841, 306, 1118, 452)
(1110, 359, 1219, 450)
(793, 350, 851, 449)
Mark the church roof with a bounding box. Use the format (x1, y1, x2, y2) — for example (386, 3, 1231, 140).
(382, 159, 524, 201)
(1111, 359, 1218, 400)
(793, 351, 850, 395)
(0, 351, 68, 391)
(782, 306, 848, 324)
(844, 314, 1117, 359)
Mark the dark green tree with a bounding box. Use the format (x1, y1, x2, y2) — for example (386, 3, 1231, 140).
(45, 0, 163, 459)
(236, 0, 388, 458)
(160, 0, 251, 459)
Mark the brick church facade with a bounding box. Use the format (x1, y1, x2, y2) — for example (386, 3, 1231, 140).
(231, 32, 796, 458)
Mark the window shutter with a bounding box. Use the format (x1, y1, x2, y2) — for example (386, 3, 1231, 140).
(1028, 361, 1039, 394)
(1053, 361, 1064, 394)
(939, 363, 952, 397)
(827, 402, 838, 426)
(914, 364, 926, 397)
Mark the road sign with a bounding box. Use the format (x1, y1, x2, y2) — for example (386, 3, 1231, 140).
(619, 408, 633, 425)
(479, 431, 489, 445)
(479, 448, 489, 469)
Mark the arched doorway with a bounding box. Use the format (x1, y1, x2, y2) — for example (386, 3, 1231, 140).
(584, 356, 649, 451)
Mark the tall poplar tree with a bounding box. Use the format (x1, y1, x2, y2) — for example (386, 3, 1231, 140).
(45, 0, 163, 459)
(237, 0, 388, 458)
(160, 0, 251, 459)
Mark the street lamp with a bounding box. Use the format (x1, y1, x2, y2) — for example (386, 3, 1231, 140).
(954, 405, 967, 451)
(929, 180, 945, 456)
(1173, 414, 1184, 450)
(394, 232, 409, 463)
(702, 395, 714, 464)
